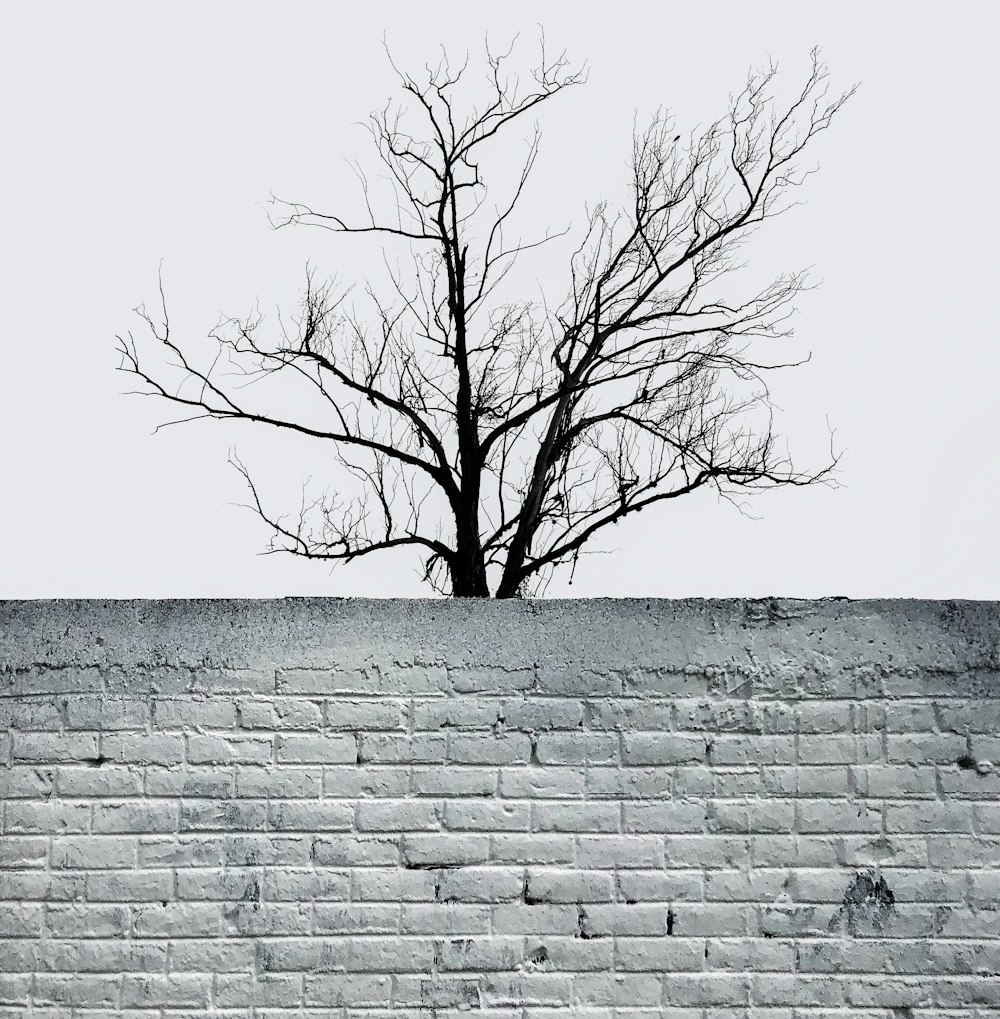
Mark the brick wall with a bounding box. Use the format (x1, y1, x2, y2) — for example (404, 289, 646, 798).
(1, 597, 999, 1016)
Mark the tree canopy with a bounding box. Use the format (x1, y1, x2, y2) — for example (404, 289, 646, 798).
(119, 37, 854, 597)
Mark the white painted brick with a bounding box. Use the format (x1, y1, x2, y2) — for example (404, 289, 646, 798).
(65, 697, 149, 730)
(103, 734, 184, 765)
(437, 866, 523, 903)
(238, 696, 322, 729)
(86, 869, 173, 901)
(325, 764, 409, 797)
(448, 732, 532, 764)
(93, 801, 179, 834)
(268, 800, 353, 831)
(622, 732, 705, 765)
(415, 765, 498, 797)
(58, 764, 143, 797)
(525, 868, 613, 903)
(275, 733, 355, 764)
(146, 764, 235, 797)
(531, 802, 620, 833)
(13, 732, 98, 763)
(325, 698, 404, 731)
(237, 765, 321, 798)
(446, 801, 530, 831)
(356, 800, 440, 832)
(152, 696, 238, 728)
(499, 766, 587, 798)
(359, 733, 446, 763)
(4, 598, 1000, 1015)
(491, 834, 574, 864)
(4, 801, 89, 834)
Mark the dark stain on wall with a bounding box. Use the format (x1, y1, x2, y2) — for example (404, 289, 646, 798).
(829, 871, 896, 936)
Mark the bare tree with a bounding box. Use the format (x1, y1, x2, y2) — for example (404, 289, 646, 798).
(118, 36, 854, 598)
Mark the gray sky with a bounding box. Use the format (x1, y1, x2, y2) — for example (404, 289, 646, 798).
(3, 2, 997, 599)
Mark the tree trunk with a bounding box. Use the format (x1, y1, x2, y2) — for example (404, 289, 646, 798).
(451, 524, 490, 596)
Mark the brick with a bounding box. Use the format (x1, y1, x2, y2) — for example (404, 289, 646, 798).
(356, 801, 441, 832)
(66, 697, 149, 729)
(93, 801, 179, 834)
(132, 902, 223, 937)
(587, 766, 673, 799)
(708, 735, 797, 765)
(401, 834, 489, 868)
(31, 973, 121, 1007)
(325, 763, 410, 798)
(145, 764, 236, 797)
(797, 799, 882, 833)
(435, 936, 523, 971)
(359, 734, 446, 764)
(268, 801, 353, 831)
(303, 973, 392, 1006)
(532, 802, 620, 833)
(707, 799, 795, 834)
(238, 696, 322, 729)
(217, 973, 304, 1007)
(0, 903, 43, 936)
(45, 904, 129, 938)
(799, 734, 882, 765)
(437, 866, 523, 903)
(313, 835, 399, 867)
(0, 765, 57, 798)
(586, 699, 672, 730)
(351, 868, 433, 902)
(86, 870, 173, 901)
(448, 732, 532, 764)
(182, 799, 268, 832)
(445, 802, 530, 831)
(492, 903, 577, 934)
(121, 974, 212, 1007)
(415, 766, 498, 797)
(534, 667, 622, 697)
(12, 733, 98, 763)
(534, 733, 619, 765)
(138, 834, 224, 867)
(58, 765, 143, 797)
(4, 801, 89, 834)
(617, 870, 703, 903)
(314, 904, 399, 933)
(153, 696, 238, 728)
(577, 835, 664, 869)
(325, 698, 403, 730)
(573, 972, 664, 1006)
(525, 868, 614, 903)
(266, 867, 351, 901)
(491, 834, 575, 864)
(625, 801, 707, 833)
(224, 834, 311, 866)
(275, 733, 355, 763)
(0, 696, 63, 730)
(237, 765, 322, 798)
(103, 734, 184, 765)
(412, 698, 500, 729)
(622, 733, 705, 765)
(188, 733, 273, 764)
(51, 835, 134, 870)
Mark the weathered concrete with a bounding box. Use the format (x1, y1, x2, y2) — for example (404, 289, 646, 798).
(1, 598, 999, 1015)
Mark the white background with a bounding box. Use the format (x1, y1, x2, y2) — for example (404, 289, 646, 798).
(2, 2, 997, 599)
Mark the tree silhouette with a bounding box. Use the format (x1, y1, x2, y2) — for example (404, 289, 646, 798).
(118, 36, 854, 598)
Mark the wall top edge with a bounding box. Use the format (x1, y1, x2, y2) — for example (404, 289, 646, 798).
(2, 596, 998, 607)
(2, 597, 998, 675)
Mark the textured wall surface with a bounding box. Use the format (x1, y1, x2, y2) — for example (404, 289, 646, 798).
(1, 597, 1000, 1018)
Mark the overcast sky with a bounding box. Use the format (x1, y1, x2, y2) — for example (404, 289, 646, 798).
(2, 2, 997, 600)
